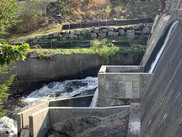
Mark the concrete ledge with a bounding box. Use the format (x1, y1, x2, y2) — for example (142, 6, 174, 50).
(99, 65, 144, 73)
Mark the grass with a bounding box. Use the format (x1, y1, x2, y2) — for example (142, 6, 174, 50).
(27, 44, 145, 59)
(7, 24, 62, 43)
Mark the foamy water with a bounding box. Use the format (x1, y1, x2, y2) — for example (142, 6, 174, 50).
(90, 88, 98, 107)
(0, 77, 98, 137)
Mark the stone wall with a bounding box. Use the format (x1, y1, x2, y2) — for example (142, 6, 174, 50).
(28, 24, 152, 44)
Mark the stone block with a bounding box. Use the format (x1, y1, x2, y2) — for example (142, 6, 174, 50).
(70, 30, 76, 35)
(113, 32, 119, 36)
(108, 31, 114, 36)
(75, 30, 81, 35)
(91, 33, 97, 38)
(119, 29, 126, 36)
(127, 29, 135, 38)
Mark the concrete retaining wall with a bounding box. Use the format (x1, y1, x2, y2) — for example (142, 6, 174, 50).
(17, 101, 50, 134)
(98, 65, 152, 107)
(29, 108, 49, 137)
(7, 53, 143, 94)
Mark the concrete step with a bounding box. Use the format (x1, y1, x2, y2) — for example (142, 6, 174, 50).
(20, 129, 30, 137)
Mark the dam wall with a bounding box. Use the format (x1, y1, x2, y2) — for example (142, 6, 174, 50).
(141, 10, 182, 71)
(141, 19, 182, 137)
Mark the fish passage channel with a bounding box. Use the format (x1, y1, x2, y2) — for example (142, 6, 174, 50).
(0, 77, 98, 137)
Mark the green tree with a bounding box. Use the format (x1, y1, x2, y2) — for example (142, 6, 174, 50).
(0, 0, 19, 37)
(0, 43, 29, 117)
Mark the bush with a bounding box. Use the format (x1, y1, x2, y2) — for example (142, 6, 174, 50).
(91, 39, 119, 63)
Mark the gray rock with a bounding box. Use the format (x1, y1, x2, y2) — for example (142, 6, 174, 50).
(119, 29, 126, 36)
(75, 30, 81, 35)
(127, 29, 135, 38)
(69, 34, 77, 39)
(101, 28, 108, 33)
(113, 32, 119, 36)
(108, 31, 114, 36)
(91, 33, 97, 38)
(53, 33, 59, 37)
(98, 33, 106, 38)
(70, 30, 76, 35)
(52, 117, 100, 137)
(42, 35, 49, 39)
(143, 26, 151, 34)
(134, 23, 144, 31)
(94, 29, 100, 33)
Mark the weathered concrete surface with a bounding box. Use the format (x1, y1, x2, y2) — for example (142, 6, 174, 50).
(105, 65, 144, 73)
(141, 15, 170, 69)
(141, 10, 182, 72)
(29, 108, 49, 137)
(141, 21, 182, 137)
(98, 66, 152, 107)
(17, 101, 49, 133)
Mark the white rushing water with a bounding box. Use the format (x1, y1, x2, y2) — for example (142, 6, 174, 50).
(90, 88, 98, 107)
(149, 20, 178, 73)
(0, 77, 98, 137)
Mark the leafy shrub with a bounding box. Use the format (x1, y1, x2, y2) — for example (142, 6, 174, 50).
(91, 39, 119, 63)
(0, 43, 29, 117)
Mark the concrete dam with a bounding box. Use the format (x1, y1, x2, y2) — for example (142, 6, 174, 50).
(2, 8, 182, 137)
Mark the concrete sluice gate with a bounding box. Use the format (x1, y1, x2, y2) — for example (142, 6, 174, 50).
(18, 9, 182, 137)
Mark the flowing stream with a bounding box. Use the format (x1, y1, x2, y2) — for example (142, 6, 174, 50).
(0, 77, 98, 137)
(149, 20, 178, 73)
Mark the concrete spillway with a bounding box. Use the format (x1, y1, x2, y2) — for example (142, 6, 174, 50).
(141, 20, 182, 137)
(149, 20, 178, 73)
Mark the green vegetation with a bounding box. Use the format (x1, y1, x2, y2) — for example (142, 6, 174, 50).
(28, 39, 145, 61)
(91, 39, 119, 63)
(7, 24, 62, 43)
(57, 0, 158, 23)
(0, 43, 29, 117)
(14, 1, 47, 34)
(0, 0, 30, 117)
(0, 0, 19, 42)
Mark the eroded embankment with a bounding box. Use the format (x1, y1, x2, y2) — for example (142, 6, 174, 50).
(141, 21, 182, 137)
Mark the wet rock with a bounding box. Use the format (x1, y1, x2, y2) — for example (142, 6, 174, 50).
(52, 117, 101, 137)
